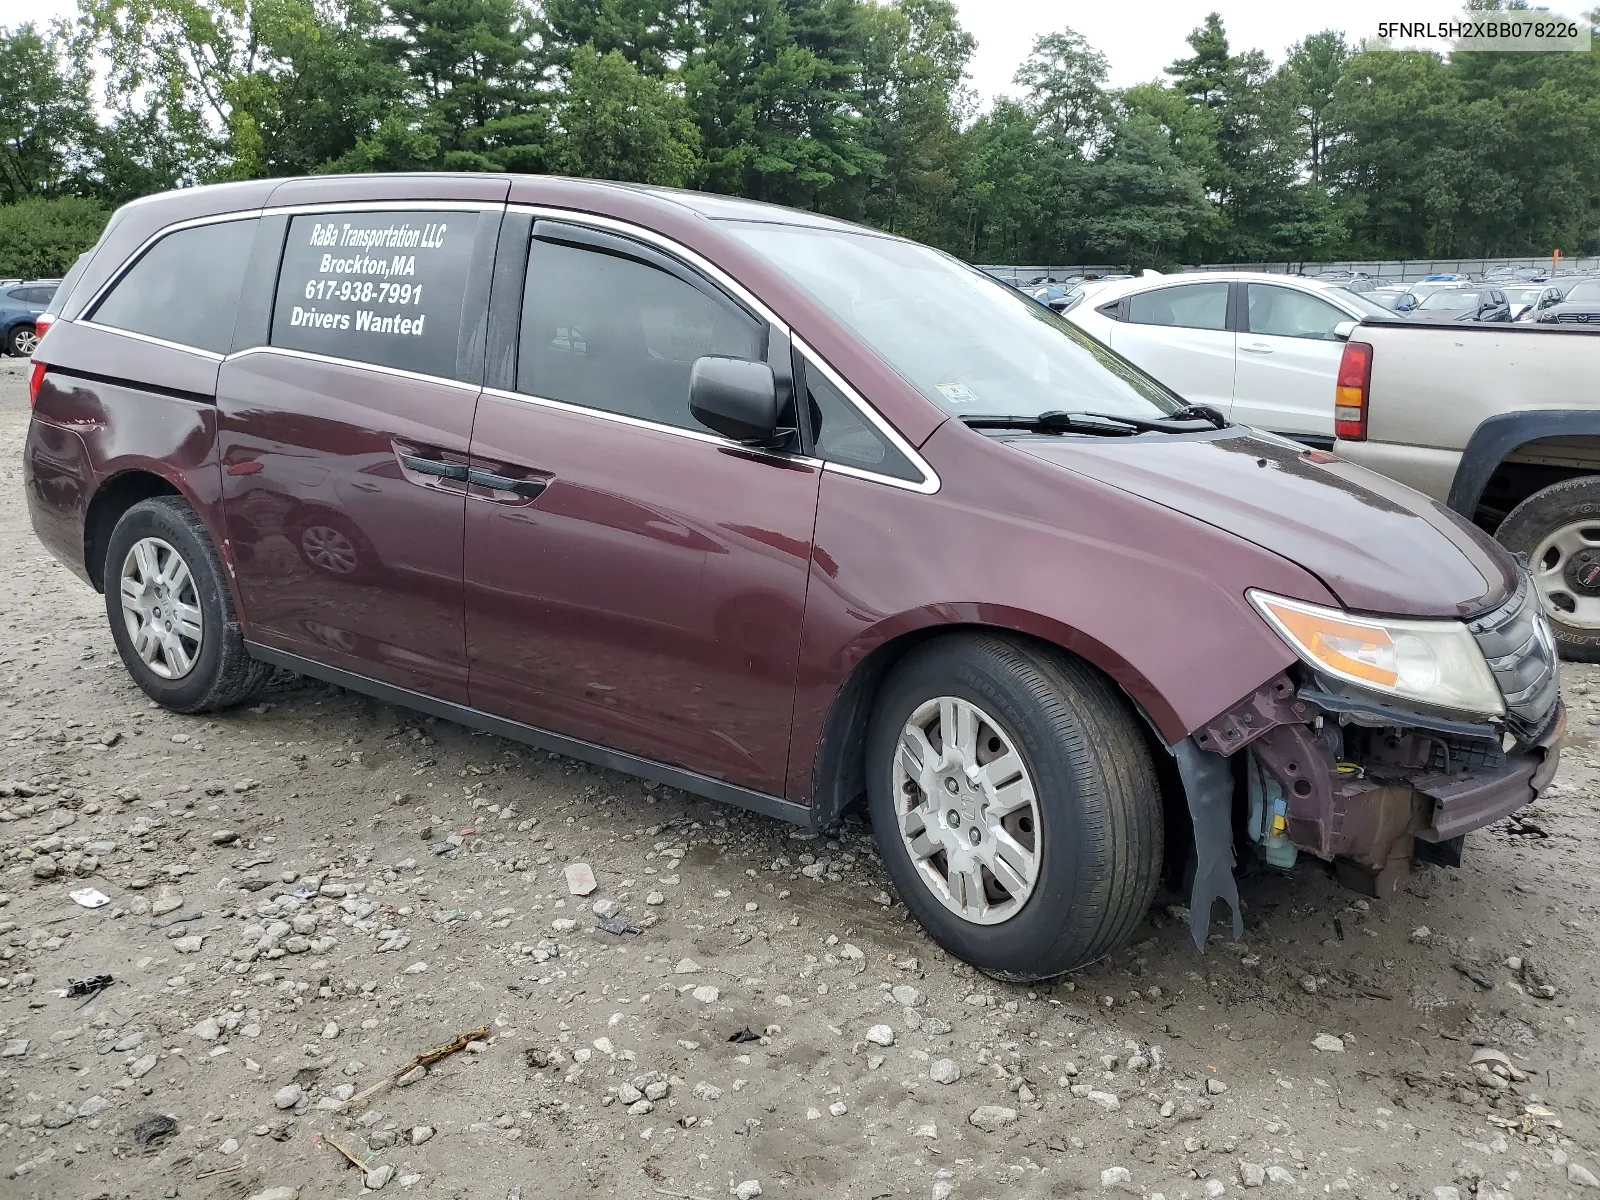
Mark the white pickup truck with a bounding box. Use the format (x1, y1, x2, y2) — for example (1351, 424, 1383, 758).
(1332, 321, 1600, 659)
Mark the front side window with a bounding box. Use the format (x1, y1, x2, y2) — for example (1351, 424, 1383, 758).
(726, 222, 1181, 421)
(1126, 282, 1230, 331)
(270, 210, 478, 376)
(90, 219, 258, 354)
(517, 237, 763, 431)
(1245, 285, 1349, 340)
(804, 362, 919, 481)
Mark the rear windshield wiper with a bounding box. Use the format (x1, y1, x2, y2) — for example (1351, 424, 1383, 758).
(960, 407, 1227, 435)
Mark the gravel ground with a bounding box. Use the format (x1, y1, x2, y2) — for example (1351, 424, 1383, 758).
(1, 356, 1597, 1200)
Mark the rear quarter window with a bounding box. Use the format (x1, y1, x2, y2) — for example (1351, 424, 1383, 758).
(270, 210, 478, 377)
(89, 219, 259, 354)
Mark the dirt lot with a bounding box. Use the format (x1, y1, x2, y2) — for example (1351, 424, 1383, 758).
(0, 358, 1596, 1200)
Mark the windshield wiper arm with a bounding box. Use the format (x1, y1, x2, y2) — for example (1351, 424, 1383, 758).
(961, 409, 1227, 435)
(959, 412, 1138, 436)
(1168, 404, 1229, 429)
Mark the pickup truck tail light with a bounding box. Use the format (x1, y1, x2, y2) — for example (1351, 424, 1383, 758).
(1334, 340, 1372, 441)
(28, 361, 46, 407)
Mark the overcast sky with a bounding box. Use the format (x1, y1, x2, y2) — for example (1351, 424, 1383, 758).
(22, 0, 1593, 102)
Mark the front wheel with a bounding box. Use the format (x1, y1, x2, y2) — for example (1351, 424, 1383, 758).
(866, 634, 1163, 980)
(104, 496, 272, 711)
(1497, 476, 1600, 662)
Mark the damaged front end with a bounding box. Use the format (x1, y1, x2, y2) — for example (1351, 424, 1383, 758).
(1175, 571, 1563, 948)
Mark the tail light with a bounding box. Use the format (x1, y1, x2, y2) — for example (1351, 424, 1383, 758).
(1334, 341, 1372, 441)
(33, 313, 53, 344)
(28, 360, 46, 407)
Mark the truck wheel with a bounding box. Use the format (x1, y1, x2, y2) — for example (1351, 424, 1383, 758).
(1498, 476, 1600, 663)
(865, 634, 1163, 980)
(104, 496, 273, 711)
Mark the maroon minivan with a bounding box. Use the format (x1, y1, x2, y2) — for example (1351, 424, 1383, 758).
(24, 175, 1563, 978)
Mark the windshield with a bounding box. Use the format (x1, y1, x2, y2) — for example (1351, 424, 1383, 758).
(1329, 288, 1403, 320)
(725, 222, 1181, 419)
(1418, 290, 1480, 312)
(1502, 287, 1542, 303)
(1565, 281, 1600, 302)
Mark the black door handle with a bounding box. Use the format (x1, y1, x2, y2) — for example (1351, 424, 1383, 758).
(398, 453, 468, 482)
(467, 468, 548, 500)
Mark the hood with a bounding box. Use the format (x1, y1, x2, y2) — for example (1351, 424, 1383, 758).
(1012, 429, 1516, 619)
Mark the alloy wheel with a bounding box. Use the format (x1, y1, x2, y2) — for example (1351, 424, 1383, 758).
(119, 537, 203, 679)
(892, 696, 1041, 925)
(15, 327, 38, 356)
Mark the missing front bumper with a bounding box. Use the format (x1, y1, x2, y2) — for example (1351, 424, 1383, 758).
(1183, 672, 1563, 918)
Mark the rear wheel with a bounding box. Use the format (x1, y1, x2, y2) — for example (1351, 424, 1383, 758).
(1497, 476, 1600, 662)
(866, 634, 1163, 980)
(104, 496, 272, 711)
(7, 324, 36, 356)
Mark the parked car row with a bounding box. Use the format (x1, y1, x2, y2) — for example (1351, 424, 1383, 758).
(23, 174, 1562, 980)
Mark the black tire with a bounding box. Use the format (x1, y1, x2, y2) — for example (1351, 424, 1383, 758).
(7, 323, 35, 357)
(103, 496, 272, 711)
(1496, 476, 1600, 663)
(866, 634, 1163, 981)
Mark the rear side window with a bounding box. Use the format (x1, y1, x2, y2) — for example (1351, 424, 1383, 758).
(45, 252, 92, 317)
(90, 219, 258, 354)
(517, 237, 763, 431)
(1245, 284, 1348, 340)
(10, 286, 53, 304)
(271, 210, 478, 377)
(804, 363, 919, 481)
(1125, 282, 1229, 331)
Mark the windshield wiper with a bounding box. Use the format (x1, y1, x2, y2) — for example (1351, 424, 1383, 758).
(960, 408, 1227, 435)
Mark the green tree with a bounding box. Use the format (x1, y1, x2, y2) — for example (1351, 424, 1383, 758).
(853, 0, 974, 247)
(0, 22, 98, 202)
(1283, 30, 1349, 184)
(683, 0, 879, 210)
(1015, 29, 1109, 148)
(550, 45, 700, 185)
(1166, 11, 1231, 107)
(226, 0, 420, 178)
(0, 195, 108, 277)
(382, 0, 548, 172)
(1078, 110, 1210, 267)
(534, 0, 688, 75)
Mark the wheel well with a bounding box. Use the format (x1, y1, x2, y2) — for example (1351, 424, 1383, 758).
(84, 472, 181, 592)
(1476, 436, 1600, 531)
(808, 624, 1188, 882)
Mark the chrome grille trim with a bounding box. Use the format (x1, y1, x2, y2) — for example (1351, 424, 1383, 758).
(1466, 570, 1560, 739)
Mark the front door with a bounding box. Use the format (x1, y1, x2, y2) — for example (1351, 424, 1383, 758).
(217, 199, 504, 702)
(463, 219, 819, 795)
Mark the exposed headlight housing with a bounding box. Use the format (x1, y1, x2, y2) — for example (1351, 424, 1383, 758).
(1249, 591, 1505, 718)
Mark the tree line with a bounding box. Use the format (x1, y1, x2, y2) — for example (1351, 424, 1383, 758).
(3, 1, 1599, 279)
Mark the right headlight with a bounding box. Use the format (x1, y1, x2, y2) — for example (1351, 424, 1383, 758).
(1249, 591, 1505, 718)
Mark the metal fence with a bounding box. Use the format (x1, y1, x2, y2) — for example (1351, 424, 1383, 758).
(979, 256, 1600, 285)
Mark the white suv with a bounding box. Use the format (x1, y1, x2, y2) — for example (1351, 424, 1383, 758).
(1066, 272, 1397, 441)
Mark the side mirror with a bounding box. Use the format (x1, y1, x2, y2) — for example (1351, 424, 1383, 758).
(1332, 319, 1359, 340)
(689, 357, 788, 446)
